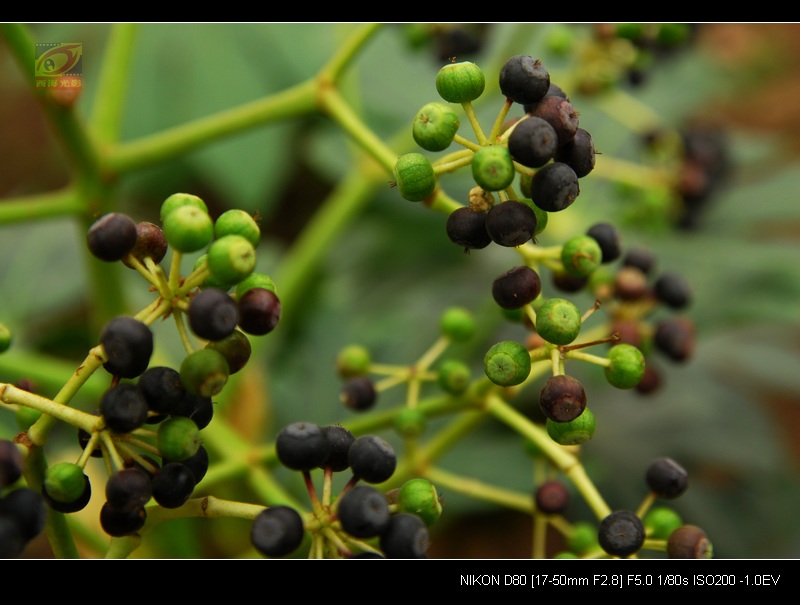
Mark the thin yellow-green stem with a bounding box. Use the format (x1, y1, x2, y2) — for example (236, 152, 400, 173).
(90, 23, 139, 143)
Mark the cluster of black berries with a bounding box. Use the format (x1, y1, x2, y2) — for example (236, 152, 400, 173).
(250, 422, 431, 558)
(0, 440, 47, 558)
(446, 56, 595, 253)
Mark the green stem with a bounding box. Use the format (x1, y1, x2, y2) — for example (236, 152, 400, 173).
(425, 465, 532, 513)
(0, 187, 84, 224)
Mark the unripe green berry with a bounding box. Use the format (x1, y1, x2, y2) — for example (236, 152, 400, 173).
(160, 193, 208, 223)
(0, 324, 12, 353)
(472, 146, 515, 192)
(214, 209, 260, 248)
(193, 254, 234, 290)
(546, 407, 596, 445)
(568, 520, 600, 556)
(535, 298, 582, 345)
(393, 153, 436, 202)
(163, 204, 214, 253)
(336, 344, 371, 378)
(484, 340, 531, 387)
(393, 407, 427, 438)
(44, 461, 86, 503)
(435, 61, 485, 103)
(397, 478, 442, 526)
(440, 306, 476, 342)
(157, 416, 201, 462)
(560, 235, 603, 278)
(235, 272, 277, 299)
(605, 344, 646, 389)
(180, 348, 230, 398)
(412, 102, 460, 152)
(644, 506, 683, 540)
(521, 198, 548, 235)
(437, 359, 472, 395)
(207, 234, 257, 285)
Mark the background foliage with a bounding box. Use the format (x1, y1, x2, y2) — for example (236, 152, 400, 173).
(1, 23, 799, 558)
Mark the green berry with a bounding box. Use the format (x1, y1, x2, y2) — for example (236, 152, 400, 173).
(397, 478, 442, 526)
(393, 153, 436, 202)
(437, 359, 472, 395)
(180, 348, 230, 398)
(484, 340, 531, 387)
(546, 406, 596, 445)
(435, 61, 485, 103)
(205, 329, 251, 374)
(560, 235, 603, 278)
(157, 416, 201, 462)
(44, 462, 86, 504)
(336, 344, 371, 378)
(440, 306, 475, 342)
(471, 146, 515, 192)
(0, 324, 12, 353)
(568, 520, 599, 556)
(412, 102, 460, 152)
(393, 407, 427, 438)
(192, 254, 234, 290)
(520, 198, 548, 235)
(535, 298, 582, 345)
(207, 234, 257, 285)
(162, 204, 214, 253)
(235, 272, 277, 299)
(604, 344, 646, 389)
(160, 193, 208, 223)
(214, 209, 260, 248)
(643, 506, 683, 540)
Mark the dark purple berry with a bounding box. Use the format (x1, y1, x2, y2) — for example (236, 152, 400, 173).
(101, 383, 150, 434)
(534, 480, 570, 515)
(100, 316, 153, 379)
(0, 440, 23, 489)
(275, 422, 330, 472)
(499, 55, 550, 105)
(485, 200, 538, 247)
(105, 468, 153, 510)
(0, 488, 47, 542)
(251, 505, 305, 558)
(653, 271, 692, 309)
(526, 95, 579, 146)
(337, 485, 391, 538)
(445, 207, 492, 251)
(508, 116, 559, 168)
(188, 287, 240, 341)
(622, 246, 656, 275)
(654, 317, 695, 362)
(205, 330, 251, 374)
(348, 435, 396, 484)
(539, 374, 587, 423)
(379, 512, 429, 558)
(586, 222, 622, 263)
(554, 127, 596, 178)
(238, 288, 281, 336)
(598, 510, 645, 557)
(165, 444, 209, 484)
(320, 425, 355, 472)
(341, 376, 377, 412)
(531, 162, 580, 212)
(122, 221, 168, 269)
(151, 462, 195, 508)
(646, 457, 688, 499)
(138, 366, 186, 416)
(87, 213, 138, 262)
(667, 525, 712, 558)
(492, 265, 542, 310)
(100, 501, 146, 537)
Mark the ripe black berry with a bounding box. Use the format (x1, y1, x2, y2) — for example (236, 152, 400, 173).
(348, 435, 397, 484)
(105, 467, 153, 510)
(539, 374, 587, 423)
(320, 425, 355, 472)
(87, 213, 138, 262)
(100, 501, 146, 537)
(645, 457, 688, 499)
(586, 222, 622, 263)
(653, 271, 692, 309)
(653, 317, 695, 362)
(530, 162, 580, 212)
(508, 116, 559, 168)
(205, 329, 251, 374)
(554, 127, 596, 178)
(485, 200, 538, 247)
(237, 288, 281, 336)
(598, 510, 645, 557)
(165, 444, 209, 484)
(445, 206, 492, 251)
(251, 505, 305, 558)
(151, 462, 196, 508)
(101, 383, 150, 434)
(492, 265, 542, 310)
(0, 440, 23, 489)
(379, 512, 429, 558)
(340, 376, 377, 412)
(100, 316, 154, 379)
(499, 55, 550, 105)
(526, 95, 579, 146)
(138, 366, 186, 416)
(275, 422, 330, 472)
(0, 488, 47, 543)
(337, 485, 391, 538)
(188, 287, 240, 341)
(622, 246, 656, 275)
(534, 480, 570, 515)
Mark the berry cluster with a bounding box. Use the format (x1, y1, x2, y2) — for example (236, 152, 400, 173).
(249, 422, 439, 558)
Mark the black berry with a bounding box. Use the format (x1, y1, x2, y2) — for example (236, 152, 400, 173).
(598, 510, 645, 557)
(320, 425, 355, 472)
(100, 316, 154, 379)
(508, 116, 559, 168)
(530, 162, 580, 212)
(348, 435, 397, 484)
(87, 213, 138, 262)
(151, 462, 196, 508)
(554, 127, 596, 178)
(275, 422, 330, 472)
(237, 288, 281, 336)
(337, 485, 391, 538)
(445, 206, 492, 251)
(645, 457, 688, 499)
(586, 222, 622, 263)
(188, 287, 240, 341)
(492, 265, 542, 310)
(539, 374, 587, 423)
(499, 55, 550, 105)
(340, 376, 377, 412)
(251, 505, 305, 558)
(101, 383, 150, 434)
(485, 200, 538, 247)
(653, 271, 692, 309)
(379, 512, 429, 558)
